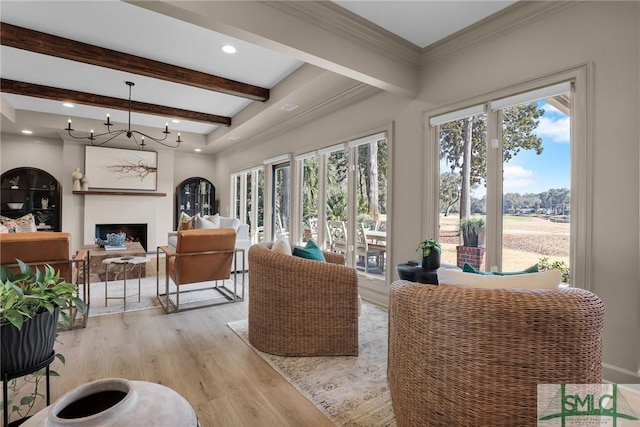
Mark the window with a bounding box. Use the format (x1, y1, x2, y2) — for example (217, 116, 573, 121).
(231, 167, 265, 242)
(430, 79, 581, 282)
(298, 153, 319, 244)
(319, 132, 390, 279)
(272, 162, 291, 239)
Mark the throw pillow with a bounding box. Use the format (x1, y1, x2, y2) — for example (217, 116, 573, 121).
(292, 239, 326, 262)
(202, 213, 221, 227)
(271, 236, 292, 256)
(0, 223, 9, 233)
(437, 267, 562, 290)
(195, 214, 220, 229)
(0, 213, 37, 233)
(177, 212, 195, 231)
(462, 263, 539, 276)
(219, 216, 240, 231)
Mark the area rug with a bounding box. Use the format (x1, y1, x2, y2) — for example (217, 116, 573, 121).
(88, 274, 248, 317)
(227, 302, 396, 426)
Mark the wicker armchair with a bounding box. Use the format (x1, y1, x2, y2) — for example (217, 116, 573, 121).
(248, 242, 359, 356)
(388, 281, 605, 427)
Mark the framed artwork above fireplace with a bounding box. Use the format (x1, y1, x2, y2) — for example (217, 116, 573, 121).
(85, 146, 157, 191)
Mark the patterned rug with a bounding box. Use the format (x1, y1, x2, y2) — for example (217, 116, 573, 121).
(228, 302, 396, 426)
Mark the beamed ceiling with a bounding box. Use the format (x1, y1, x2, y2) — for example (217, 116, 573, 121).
(0, 1, 518, 154)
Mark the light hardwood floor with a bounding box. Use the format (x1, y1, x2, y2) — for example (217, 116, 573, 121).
(40, 302, 334, 426)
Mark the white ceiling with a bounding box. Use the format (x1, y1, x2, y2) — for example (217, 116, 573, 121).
(0, 1, 517, 154)
(334, 1, 517, 48)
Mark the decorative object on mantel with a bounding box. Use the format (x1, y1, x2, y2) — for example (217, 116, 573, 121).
(71, 168, 83, 191)
(80, 174, 89, 191)
(8, 176, 19, 189)
(64, 81, 182, 150)
(85, 146, 157, 191)
(21, 378, 198, 426)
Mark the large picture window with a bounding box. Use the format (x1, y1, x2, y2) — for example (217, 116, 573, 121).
(430, 80, 578, 281)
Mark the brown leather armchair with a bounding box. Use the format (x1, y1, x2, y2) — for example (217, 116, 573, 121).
(0, 232, 90, 328)
(156, 228, 242, 313)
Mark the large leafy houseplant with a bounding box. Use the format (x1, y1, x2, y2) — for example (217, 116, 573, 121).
(0, 260, 85, 423)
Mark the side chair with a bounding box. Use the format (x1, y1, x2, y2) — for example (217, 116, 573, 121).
(156, 228, 243, 313)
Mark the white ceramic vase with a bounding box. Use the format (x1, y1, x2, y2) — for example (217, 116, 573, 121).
(71, 168, 83, 192)
(22, 378, 199, 427)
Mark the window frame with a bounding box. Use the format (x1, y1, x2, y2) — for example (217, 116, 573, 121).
(424, 66, 592, 289)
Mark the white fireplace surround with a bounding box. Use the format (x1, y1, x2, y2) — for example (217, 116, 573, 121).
(82, 194, 171, 253)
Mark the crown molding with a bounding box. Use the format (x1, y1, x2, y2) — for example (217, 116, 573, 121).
(421, 1, 578, 65)
(266, 1, 422, 68)
(224, 83, 381, 154)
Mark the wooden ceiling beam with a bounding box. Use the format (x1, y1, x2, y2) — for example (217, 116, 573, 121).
(0, 79, 232, 126)
(0, 22, 269, 102)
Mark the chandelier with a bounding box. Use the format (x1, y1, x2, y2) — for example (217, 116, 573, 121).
(65, 81, 182, 149)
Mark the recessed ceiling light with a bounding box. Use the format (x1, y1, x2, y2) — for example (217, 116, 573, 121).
(194, 148, 202, 152)
(222, 45, 237, 54)
(172, 119, 180, 123)
(21, 130, 33, 135)
(280, 103, 299, 112)
(228, 135, 240, 141)
(62, 102, 74, 108)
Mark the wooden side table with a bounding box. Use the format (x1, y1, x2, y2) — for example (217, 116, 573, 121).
(396, 260, 439, 285)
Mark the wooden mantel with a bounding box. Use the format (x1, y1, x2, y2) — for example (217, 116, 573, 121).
(73, 190, 166, 197)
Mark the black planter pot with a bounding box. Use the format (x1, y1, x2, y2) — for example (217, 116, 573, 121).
(1, 306, 59, 374)
(422, 251, 441, 270)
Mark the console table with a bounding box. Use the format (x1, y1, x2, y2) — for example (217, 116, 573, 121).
(81, 242, 147, 282)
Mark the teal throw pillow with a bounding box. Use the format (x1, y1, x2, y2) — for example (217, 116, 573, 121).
(463, 262, 538, 276)
(292, 239, 326, 262)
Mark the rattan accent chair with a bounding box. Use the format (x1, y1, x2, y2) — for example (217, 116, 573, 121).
(248, 242, 359, 356)
(388, 281, 605, 427)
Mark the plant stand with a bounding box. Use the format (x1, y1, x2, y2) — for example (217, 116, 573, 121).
(2, 352, 54, 427)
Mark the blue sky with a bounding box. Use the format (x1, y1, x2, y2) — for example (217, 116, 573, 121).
(502, 100, 570, 194)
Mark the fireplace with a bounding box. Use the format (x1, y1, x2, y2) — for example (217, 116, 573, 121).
(95, 223, 148, 252)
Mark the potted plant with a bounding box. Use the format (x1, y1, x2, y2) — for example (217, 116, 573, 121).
(416, 238, 441, 270)
(0, 260, 85, 423)
(459, 217, 486, 247)
(538, 256, 571, 284)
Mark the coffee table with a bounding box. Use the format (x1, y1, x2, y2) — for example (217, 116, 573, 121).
(81, 242, 146, 282)
(103, 256, 150, 311)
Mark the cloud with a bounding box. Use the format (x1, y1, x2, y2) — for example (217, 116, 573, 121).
(534, 115, 570, 144)
(503, 165, 536, 192)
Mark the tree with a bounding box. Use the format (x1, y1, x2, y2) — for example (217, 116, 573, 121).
(439, 172, 460, 216)
(439, 103, 544, 219)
